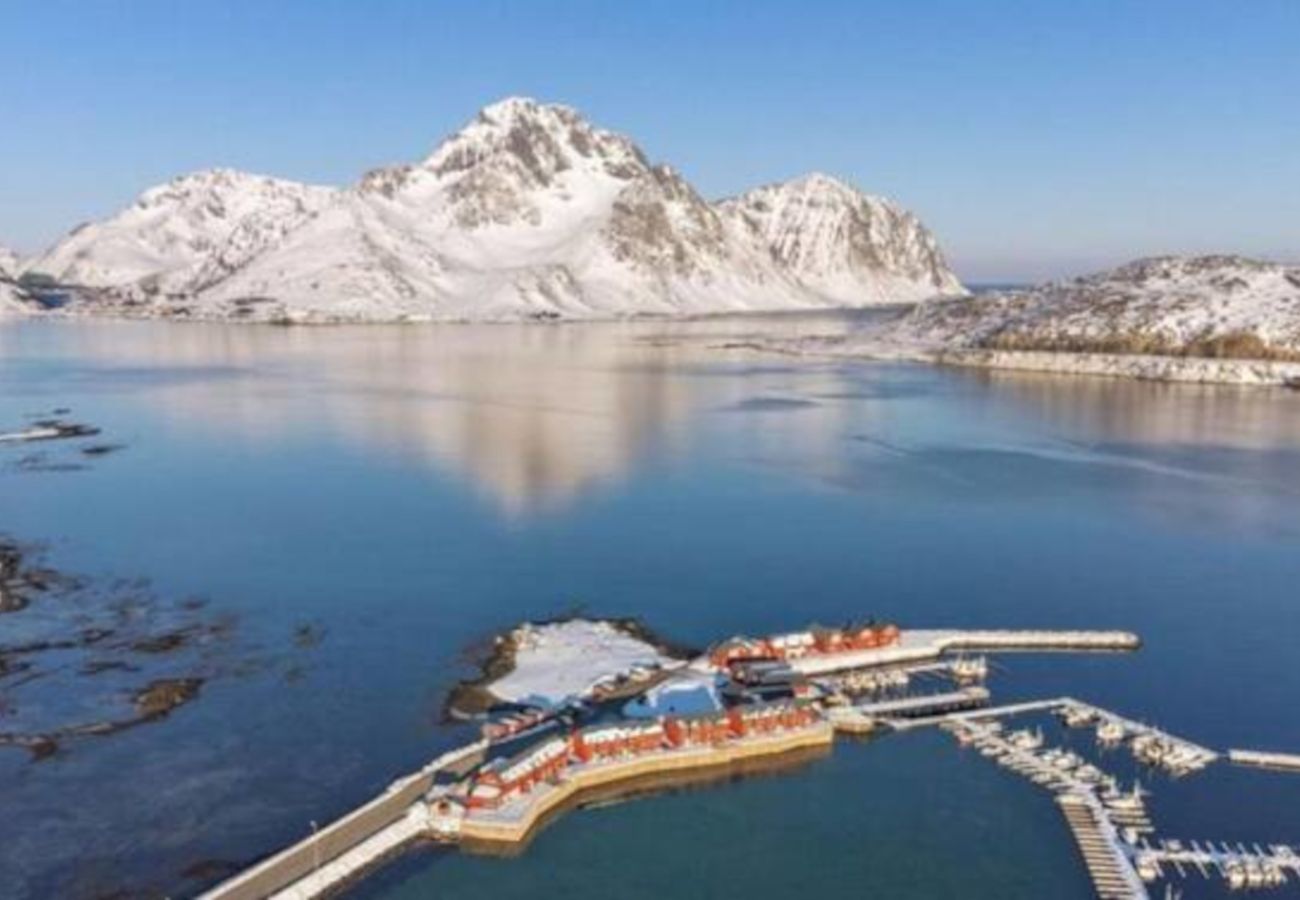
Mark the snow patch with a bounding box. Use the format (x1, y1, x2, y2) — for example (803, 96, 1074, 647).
(487, 620, 675, 707)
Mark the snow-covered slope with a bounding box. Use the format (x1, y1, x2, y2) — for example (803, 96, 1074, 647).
(25, 98, 963, 323)
(893, 256, 1300, 358)
(719, 173, 962, 305)
(0, 244, 31, 315)
(27, 170, 336, 300)
(755, 256, 1300, 387)
(0, 244, 18, 278)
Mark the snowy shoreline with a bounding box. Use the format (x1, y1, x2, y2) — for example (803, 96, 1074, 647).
(728, 333, 1300, 389)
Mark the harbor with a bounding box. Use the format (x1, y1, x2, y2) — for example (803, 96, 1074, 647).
(198, 621, 1300, 900)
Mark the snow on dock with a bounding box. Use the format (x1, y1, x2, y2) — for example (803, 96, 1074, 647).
(1229, 749, 1300, 773)
(786, 629, 1139, 676)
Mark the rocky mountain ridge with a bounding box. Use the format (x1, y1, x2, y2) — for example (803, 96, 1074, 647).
(17, 98, 964, 322)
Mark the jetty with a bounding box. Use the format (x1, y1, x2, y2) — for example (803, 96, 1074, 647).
(852, 686, 990, 722)
(1057, 792, 1150, 900)
(786, 629, 1140, 676)
(1229, 748, 1300, 773)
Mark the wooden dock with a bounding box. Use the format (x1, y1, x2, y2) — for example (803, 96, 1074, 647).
(1057, 791, 1150, 899)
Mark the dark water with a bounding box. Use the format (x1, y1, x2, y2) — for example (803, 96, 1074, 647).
(2, 317, 1299, 900)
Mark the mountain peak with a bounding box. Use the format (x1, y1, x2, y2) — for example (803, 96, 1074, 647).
(721, 172, 962, 303)
(476, 96, 577, 126)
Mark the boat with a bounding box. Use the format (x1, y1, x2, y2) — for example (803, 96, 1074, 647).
(951, 657, 988, 683)
(1135, 854, 1161, 882)
(1058, 703, 1095, 727)
(1007, 728, 1043, 750)
(1096, 718, 1126, 745)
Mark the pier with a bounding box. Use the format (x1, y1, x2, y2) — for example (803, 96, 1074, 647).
(1229, 749, 1300, 773)
(198, 742, 487, 900)
(1131, 839, 1298, 891)
(787, 629, 1140, 676)
(1057, 791, 1150, 899)
(852, 686, 991, 722)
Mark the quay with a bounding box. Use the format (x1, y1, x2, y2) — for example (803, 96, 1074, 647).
(1229, 748, 1300, 773)
(786, 629, 1140, 676)
(454, 720, 833, 846)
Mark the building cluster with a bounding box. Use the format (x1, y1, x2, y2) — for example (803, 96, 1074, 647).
(709, 623, 900, 668)
(461, 700, 822, 811)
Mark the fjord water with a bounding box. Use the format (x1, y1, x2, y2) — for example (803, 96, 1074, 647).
(3, 318, 1300, 899)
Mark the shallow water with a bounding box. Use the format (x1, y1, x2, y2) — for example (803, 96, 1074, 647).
(2, 316, 1300, 899)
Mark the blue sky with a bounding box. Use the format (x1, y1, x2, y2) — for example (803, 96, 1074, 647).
(1, 0, 1295, 280)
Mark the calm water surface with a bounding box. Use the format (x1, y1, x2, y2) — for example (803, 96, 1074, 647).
(2, 316, 1300, 899)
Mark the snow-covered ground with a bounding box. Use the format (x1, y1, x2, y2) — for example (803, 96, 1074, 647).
(486, 620, 676, 707)
(17, 98, 963, 323)
(749, 256, 1300, 387)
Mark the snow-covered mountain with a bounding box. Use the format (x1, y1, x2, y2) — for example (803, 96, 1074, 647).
(24, 98, 964, 323)
(0, 244, 30, 315)
(27, 170, 336, 301)
(893, 256, 1300, 358)
(0, 244, 18, 278)
(719, 173, 962, 305)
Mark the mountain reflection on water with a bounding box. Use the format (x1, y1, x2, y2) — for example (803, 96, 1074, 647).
(5, 316, 1300, 524)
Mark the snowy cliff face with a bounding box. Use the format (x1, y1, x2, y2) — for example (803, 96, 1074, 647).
(891, 256, 1300, 358)
(720, 173, 964, 305)
(25, 98, 964, 322)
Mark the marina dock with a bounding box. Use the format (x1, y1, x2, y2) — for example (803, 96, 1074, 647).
(852, 686, 990, 721)
(1057, 791, 1150, 900)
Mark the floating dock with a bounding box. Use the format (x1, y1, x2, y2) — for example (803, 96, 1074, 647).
(1057, 791, 1150, 899)
(1132, 838, 1298, 891)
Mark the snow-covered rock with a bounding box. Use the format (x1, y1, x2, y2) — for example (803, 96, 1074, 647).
(25, 98, 963, 322)
(719, 173, 963, 305)
(755, 256, 1300, 386)
(895, 255, 1300, 357)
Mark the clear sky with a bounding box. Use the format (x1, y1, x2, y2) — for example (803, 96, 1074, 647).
(1, 0, 1296, 281)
